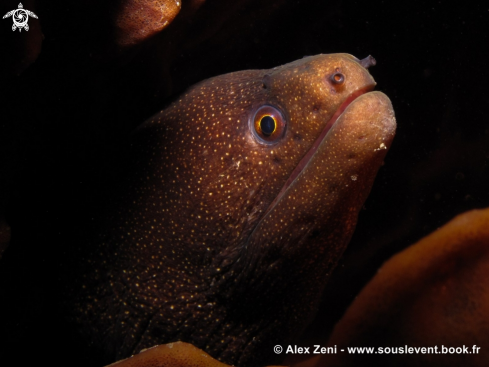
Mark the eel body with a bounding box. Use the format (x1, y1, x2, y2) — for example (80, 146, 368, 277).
(71, 53, 396, 366)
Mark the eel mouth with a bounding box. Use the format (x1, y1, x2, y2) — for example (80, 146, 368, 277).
(262, 85, 375, 217)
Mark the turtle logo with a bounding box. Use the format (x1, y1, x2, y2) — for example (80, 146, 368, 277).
(3, 3, 38, 32)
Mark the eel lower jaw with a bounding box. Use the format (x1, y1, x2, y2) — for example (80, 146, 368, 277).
(262, 85, 376, 218)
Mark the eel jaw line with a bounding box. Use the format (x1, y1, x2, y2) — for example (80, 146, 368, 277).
(262, 85, 374, 218)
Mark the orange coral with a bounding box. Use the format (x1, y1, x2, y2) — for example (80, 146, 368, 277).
(322, 208, 489, 366)
(115, 0, 181, 47)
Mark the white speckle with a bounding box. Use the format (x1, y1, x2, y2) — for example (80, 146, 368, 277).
(351, 175, 358, 181)
(374, 142, 387, 151)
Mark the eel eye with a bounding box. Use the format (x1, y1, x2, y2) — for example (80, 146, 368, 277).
(331, 72, 345, 85)
(259, 116, 276, 136)
(252, 105, 286, 143)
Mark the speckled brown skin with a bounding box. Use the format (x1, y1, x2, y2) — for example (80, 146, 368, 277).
(322, 208, 489, 367)
(70, 54, 396, 366)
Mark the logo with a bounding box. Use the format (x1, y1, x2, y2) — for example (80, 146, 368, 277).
(3, 3, 38, 32)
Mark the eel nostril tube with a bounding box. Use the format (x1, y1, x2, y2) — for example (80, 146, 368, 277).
(359, 55, 377, 69)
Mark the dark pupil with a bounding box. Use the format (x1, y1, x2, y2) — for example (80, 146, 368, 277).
(260, 116, 275, 136)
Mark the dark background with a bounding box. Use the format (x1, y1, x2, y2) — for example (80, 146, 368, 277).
(0, 0, 488, 365)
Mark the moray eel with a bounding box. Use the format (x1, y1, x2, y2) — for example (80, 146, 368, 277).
(323, 208, 489, 367)
(71, 53, 396, 366)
